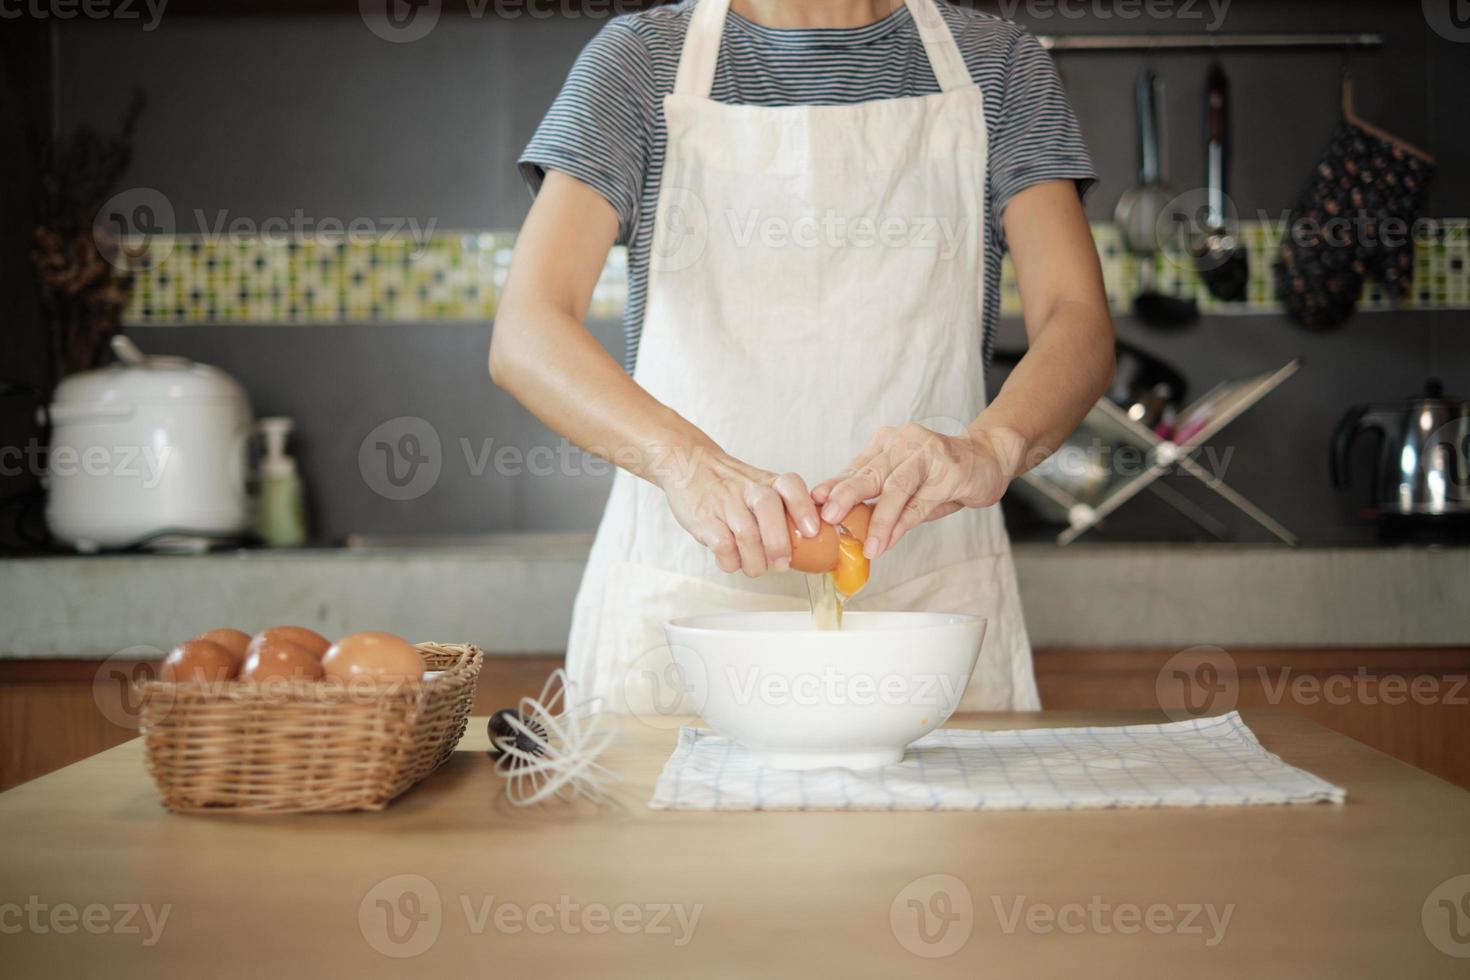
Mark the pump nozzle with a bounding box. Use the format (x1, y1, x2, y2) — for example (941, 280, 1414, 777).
(257, 417, 296, 477)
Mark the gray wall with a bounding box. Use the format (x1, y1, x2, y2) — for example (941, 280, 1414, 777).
(43, 1, 1470, 545)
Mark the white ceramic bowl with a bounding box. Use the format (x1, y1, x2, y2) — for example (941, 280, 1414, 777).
(664, 611, 985, 771)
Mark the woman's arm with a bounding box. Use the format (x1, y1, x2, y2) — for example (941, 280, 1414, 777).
(489, 170, 823, 576)
(813, 179, 1115, 557)
(971, 177, 1117, 473)
(489, 172, 685, 484)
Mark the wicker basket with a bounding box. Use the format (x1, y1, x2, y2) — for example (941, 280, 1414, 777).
(137, 642, 482, 814)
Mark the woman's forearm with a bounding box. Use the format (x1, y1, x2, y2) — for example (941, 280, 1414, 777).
(966, 298, 1115, 480)
(488, 171, 718, 488)
(489, 300, 717, 488)
(811, 297, 1113, 555)
(970, 179, 1116, 481)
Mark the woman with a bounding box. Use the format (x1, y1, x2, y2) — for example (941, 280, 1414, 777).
(491, 0, 1114, 713)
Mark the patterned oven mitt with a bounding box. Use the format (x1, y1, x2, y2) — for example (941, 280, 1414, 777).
(1274, 120, 1434, 329)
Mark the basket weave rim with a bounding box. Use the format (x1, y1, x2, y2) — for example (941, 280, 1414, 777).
(137, 642, 482, 705)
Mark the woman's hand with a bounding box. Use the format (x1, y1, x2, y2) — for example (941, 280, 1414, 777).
(811, 424, 1025, 559)
(659, 449, 823, 577)
(807, 183, 1115, 562)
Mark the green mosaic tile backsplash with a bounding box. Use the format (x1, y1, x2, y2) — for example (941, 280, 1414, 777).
(119, 220, 1468, 326)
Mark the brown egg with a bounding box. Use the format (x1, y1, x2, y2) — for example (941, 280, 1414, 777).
(837, 502, 873, 543)
(786, 501, 876, 574)
(786, 513, 838, 573)
(249, 625, 330, 660)
(321, 632, 423, 683)
(193, 628, 251, 662)
(159, 639, 239, 684)
(241, 637, 324, 683)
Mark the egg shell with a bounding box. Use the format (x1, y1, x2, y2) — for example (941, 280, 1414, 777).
(837, 502, 873, 543)
(250, 625, 331, 660)
(241, 637, 324, 682)
(160, 639, 240, 684)
(786, 502, 875, 574)
(321, 631, 424, 683)
(193, 628, 251, 662)
(785, 513, 838, 573)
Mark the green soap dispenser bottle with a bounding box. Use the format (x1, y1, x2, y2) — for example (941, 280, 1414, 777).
(255, 417, 307, 548)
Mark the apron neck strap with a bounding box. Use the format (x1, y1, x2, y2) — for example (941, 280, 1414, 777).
(672, 0, 973, 99)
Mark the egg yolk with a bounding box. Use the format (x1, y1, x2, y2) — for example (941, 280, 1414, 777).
(831, 532, 869, 598)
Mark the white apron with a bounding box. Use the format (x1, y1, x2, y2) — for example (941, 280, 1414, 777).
(566, 0, 1040, 713)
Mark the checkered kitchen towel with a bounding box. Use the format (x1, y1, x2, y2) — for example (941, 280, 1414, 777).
(648, 712, 1346, 811)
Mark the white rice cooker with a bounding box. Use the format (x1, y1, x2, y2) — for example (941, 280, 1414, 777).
(44, 336, 253, 553)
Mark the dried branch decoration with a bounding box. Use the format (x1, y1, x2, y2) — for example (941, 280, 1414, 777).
(31, 92, 145, 382)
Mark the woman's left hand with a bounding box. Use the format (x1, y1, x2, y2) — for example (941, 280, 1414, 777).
(811, 424, 1023, 559)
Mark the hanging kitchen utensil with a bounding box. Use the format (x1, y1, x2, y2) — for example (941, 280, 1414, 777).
(1195, 62, 1249, 301)
(1114, 68, 1198, 330)
(1115, 68, 1170, 255)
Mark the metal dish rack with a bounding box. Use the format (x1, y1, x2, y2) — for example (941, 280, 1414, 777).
(1015, 359, 1301, 545)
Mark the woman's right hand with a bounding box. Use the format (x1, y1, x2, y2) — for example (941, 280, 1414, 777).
(491, 173, 820, 577)
(659, 450, 823, 578)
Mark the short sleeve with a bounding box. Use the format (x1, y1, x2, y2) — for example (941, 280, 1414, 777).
(987, 30, 1096, 237)
(518, 19, 656, 245)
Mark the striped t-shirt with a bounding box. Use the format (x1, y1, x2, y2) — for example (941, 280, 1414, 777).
(519, 0, 1095, 371)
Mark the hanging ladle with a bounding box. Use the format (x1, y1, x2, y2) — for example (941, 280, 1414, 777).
(1194, 62, 1249, 301)
(1115, 68, 1199, 329)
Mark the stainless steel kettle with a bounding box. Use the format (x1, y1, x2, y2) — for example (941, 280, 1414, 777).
(1331, 380, 1470, 516)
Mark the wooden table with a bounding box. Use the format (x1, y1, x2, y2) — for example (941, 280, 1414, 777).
(2, 711, 1468, 978)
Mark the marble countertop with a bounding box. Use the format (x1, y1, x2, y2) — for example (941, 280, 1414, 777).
(2, 536, 1464, 658)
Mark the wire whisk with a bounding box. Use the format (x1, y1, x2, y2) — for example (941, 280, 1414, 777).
(488, 669, 620, 807)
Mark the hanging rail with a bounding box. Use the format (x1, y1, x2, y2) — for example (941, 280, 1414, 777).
(1036, 32, 1384, 52)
